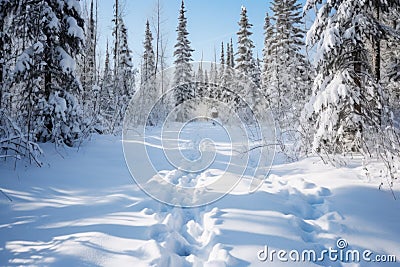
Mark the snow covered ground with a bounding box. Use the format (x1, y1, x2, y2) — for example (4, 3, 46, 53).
(1, 124, 400, 266)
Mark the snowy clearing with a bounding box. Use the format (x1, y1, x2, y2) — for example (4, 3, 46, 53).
(1, 131, 399, 266)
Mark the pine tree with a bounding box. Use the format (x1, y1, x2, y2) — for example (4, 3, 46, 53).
(11, 0, 85, 146)
(265, 0, 310, 129)
(302, 0, 400, 171)
(222, 42, 233, 103)
(118, 21, 134, 97)
(233, 5, 258, 111)
(203, 68, 210, 99)
(142, 20, 155, 85)
(79, 0, 102, 132)
(173, 0, 194, 120)
(251, 57, 262, 92)
(229, 38, 235, 68)
(211, 48, 219, 85)
(109, 0, 135, 132)
(195, 59, 204, 93)
(226, 42, 231, 70)
(82, 0, 97, 90)
(204, 70, 209, 86)
(112, 0, 119, 79)
(248, 56, 263, 112)
(235, 6, 254, 76)
(262, 12, 274, 87)
(140, 20, 158, 125)
(220, 41, 225, 73)
(0, 1, 44, 163)
(217, 41, 226, 101)
(382, 6, 400, 116)
(101, 40, 113, 101)
(0, 1, 14, 112)
(99, 39, 114, 132)
(223, 42, 234, 102)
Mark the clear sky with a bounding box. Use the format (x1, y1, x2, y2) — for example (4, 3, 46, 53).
(94, 0, 307, 69)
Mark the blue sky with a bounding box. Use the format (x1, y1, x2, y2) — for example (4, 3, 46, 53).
(94, 0, 307, 68)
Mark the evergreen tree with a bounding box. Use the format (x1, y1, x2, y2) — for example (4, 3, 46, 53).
(173, 0, 194, 120)
(11, 0, 85, 146)
(82, 0, 97, 92)
(118, 21, 134, 97)
(101, 40, 113, 102)
(217, 41, 226, 101)
(0, 1, 45, 163)
(223, 42, 234, 102)
(264, 0, 310, 131)
(220, 41, 225, 73)
(262, 12, 274, 87)
(226, 42, 232, 70)
(382, 6, 400, 116)
(302, 0, 400, 172)
(141, 20, 155, 85)
(195, 59, 204, 97)
(202, 68, 210, 99)
(99, 39, 114, 132)
(234, 5, 257, 110)
(235, 6, 254, 76)
(229, 38, 235, 68)
(110, 0, 135, 132)
(0, 1, 14, 111)
(79, 0, 102, 132)
(140, 20, 158, 125)
(250, 57, 262, 92)
(204, 70, 209, 86)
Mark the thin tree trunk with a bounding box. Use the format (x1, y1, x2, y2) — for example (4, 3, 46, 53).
(374, 4, 381, 82)
(113, 0, 119, 79)
(154, 0, 160, 76)
(0, 18, 4, 110)
(89, 0, 95, 85)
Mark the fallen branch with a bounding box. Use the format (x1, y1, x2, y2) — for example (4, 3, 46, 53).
(0, 188, 12, 202)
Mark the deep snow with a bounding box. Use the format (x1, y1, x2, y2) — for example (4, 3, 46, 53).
(0, 130, 399, 266)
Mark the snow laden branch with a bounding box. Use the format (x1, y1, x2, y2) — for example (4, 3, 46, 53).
(0, 109, 43, 167)
(301, 0, 400, 189)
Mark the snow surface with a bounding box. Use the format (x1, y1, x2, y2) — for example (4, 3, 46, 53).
(1, 124, 400, 266)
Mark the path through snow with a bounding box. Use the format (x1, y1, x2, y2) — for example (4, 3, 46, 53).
(1, 134, 399, 266)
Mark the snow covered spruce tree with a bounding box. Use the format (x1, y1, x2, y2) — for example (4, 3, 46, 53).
(141, 20, 156, 86)
(11, 0, 86, 147)
(229, 38, 235, 68)
(173, 0, 194, 121)
(217, 41, 226, 101)
(109, 0, 136, 132)
(262, 12, 274, 88)
(234, 6, 264, 122)
(250, 56, 262, 106)
(302, 0, 400, 178)
(194, 59, 206, 98)
(139, 20, 158, 125)
(222, 41, 234, 102)
(235, 6, 255, 77)
(117, 22, 135, 97)
(234, 5, 257, 110)
(99, 40, 115, 131)
(263, 0, 311, 133)
(0, 0, 13, 112)
(220, 39, 236, 104)
(79, 0, 103, 133)
(382, 6, 400, 119)
(0, 1, 43, 164)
